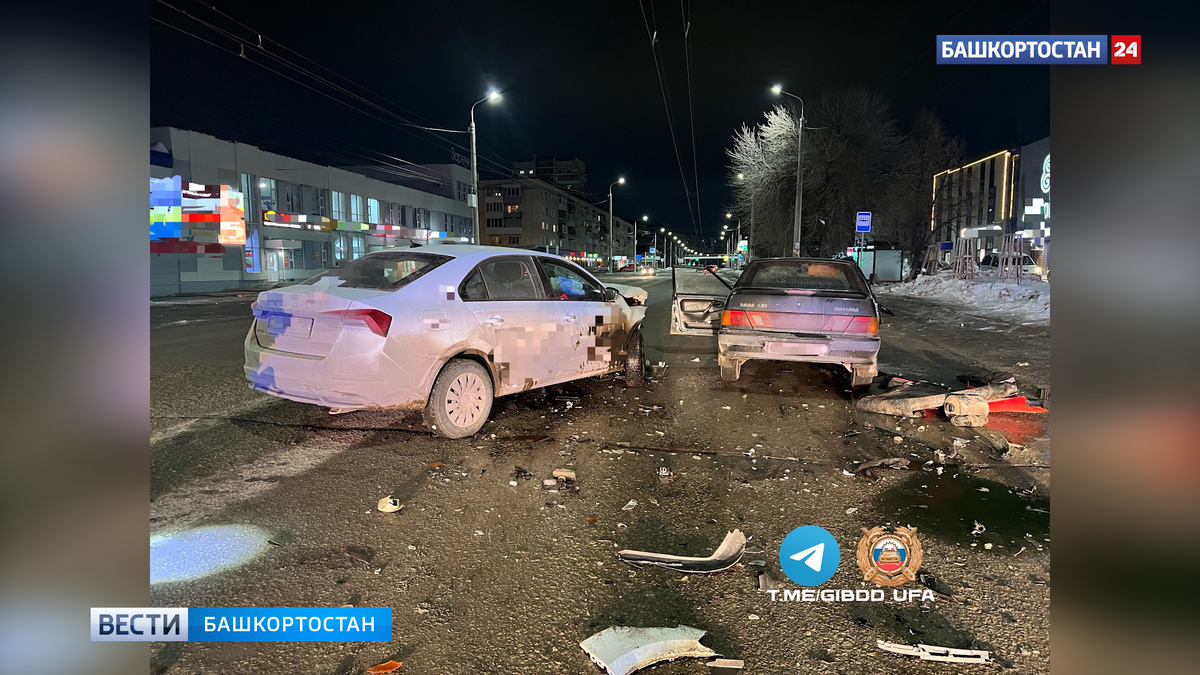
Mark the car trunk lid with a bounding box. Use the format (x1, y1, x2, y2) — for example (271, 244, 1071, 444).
(253, 285, 388, 357)
(723, 289, 878, 334)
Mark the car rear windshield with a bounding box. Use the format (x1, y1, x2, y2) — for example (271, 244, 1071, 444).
(301, 252, 451, 290)
(736, 260, 868, 294)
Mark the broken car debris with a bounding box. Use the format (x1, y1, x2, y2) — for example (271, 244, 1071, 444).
(617, 529, 747, 573)
(580, 625, 719, 675)
(877, 640, 991, 664)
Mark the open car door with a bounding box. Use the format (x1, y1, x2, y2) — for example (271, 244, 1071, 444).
(670, 265, 730, 335)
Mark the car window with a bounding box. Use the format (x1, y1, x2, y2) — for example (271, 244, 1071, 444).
(539, 258, 605, 301)
(474, 258, 542, 300)
(301, 252, 450, 290)
(981, 255, 996, 266)
(736, 261, 868, 293)
(1023, 255, 1037, 265)
(460, 268, 488, 300)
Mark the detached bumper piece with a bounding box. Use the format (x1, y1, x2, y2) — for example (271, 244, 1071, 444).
(617, 529, 746, 573)
(877, 640, 991, 664)
(580, 625, 718, 675)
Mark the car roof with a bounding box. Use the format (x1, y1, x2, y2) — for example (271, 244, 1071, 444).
(359, 243, 577, 265)
(747, 257, 857, 265)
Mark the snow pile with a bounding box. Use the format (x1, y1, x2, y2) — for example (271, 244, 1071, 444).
(875, 271, 1050, 324)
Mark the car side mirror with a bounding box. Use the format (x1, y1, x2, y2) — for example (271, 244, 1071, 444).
(604, 287, 619, 302)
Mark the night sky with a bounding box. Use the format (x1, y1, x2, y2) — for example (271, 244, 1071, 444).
(151, 0, 1050, 244)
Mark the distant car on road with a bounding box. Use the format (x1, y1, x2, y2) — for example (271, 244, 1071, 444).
(619, 263, 637, 272)
(638, 265, 657, 277)
(671, 258, 885, 388)
(980, 253, 1041, 276)
(244, 246, 648, 438)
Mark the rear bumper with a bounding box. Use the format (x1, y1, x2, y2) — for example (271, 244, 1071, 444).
(242, 325, 431, 410)
(718, 329, 879, 368)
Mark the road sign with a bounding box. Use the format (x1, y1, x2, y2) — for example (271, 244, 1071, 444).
(856, 212, 872, 233)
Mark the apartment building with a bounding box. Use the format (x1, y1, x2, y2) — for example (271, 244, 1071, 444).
(513, 156, 588, 193)
(480, 178, 635, 270)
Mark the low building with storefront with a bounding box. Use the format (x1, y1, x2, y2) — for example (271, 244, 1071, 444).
(930, 136, 1049, 271)
(150, 127, 474, 296)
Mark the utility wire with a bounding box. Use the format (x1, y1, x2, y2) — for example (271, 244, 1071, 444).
(681, 0, 703, 239)
(639, 0, 699, 234)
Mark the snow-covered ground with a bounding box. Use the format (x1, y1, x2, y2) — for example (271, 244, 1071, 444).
(874, 270, 1050, 325)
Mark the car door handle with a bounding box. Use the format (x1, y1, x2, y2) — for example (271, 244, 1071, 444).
(486, 315, 504, 327)
(563, 313, 576, 323)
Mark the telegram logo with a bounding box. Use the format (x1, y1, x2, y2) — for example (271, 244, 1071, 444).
(778, 525, 840, 586)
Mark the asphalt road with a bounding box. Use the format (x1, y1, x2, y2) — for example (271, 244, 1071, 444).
(149, 274, 1051, 674)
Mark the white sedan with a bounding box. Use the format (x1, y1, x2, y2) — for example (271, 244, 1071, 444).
(244, 244, 648, 438)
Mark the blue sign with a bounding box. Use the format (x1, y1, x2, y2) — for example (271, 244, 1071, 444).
(91, 607, 393, 642)
(778, 525, 841, 586)
(649, 247, 656, 253)
(855, 212, 872, 233)
(937, 35, 1107, 65)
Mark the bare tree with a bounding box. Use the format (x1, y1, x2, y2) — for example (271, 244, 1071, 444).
(879, 110, 964, 278)
(728, 89, 904, 258)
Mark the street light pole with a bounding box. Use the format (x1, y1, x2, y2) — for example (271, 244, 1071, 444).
(772, 85, 805, 257)
(607, 177, 624, 272)
(470, 90, 501, 245)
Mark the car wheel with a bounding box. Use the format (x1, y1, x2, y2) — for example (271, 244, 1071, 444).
(719, 356, 742, 382)
(624, 329, 645, 388)
(423, 359, 493, 439)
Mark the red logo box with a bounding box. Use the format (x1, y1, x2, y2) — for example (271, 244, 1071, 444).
(1111, 35, 1141, 64)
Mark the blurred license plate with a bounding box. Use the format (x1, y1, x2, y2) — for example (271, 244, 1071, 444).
(267, 314, 314, 338)
(766, 342, 827, 356)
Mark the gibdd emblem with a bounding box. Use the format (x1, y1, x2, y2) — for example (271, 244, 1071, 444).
(857, 526, 922, 587)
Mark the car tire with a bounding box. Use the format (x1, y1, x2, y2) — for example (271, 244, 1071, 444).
(624, 329, 645, 388)
(719, 356, 742, 382)
(423, 359, 493, 439)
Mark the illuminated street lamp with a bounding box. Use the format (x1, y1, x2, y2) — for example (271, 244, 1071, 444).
(470, 90, 502, 244)
(771, 84, 805, 256)
(608, 177, 625, 272)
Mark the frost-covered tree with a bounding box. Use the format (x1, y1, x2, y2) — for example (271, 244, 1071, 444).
(727, 89, 960, 266)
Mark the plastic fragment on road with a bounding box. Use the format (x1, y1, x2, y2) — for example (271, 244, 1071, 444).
(987, 396, 1048, 413)
(877, 640, 990, 664)
(622, 499, 639, 511)
(376, 497, 402, 513)
(580, 625, 718, 675)
(365, 660, 403, 673)
(706, 658, 745, 672)
(858, 381, 1017, 418)
(617, 529, 746, 573)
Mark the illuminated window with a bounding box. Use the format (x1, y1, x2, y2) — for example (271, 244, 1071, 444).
(351, 195, 365, 221)
(352, 236, 364, 259)
(332, 191, 348, 220)
(368, 198, 381, 224)
(506, 204, 519, 213)
(259, 178, 277, 214)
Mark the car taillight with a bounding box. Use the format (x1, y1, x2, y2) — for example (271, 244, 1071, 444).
(721, 309, 751, 327)
(847, 316, 879, 334)
(336, 308, 392, 337)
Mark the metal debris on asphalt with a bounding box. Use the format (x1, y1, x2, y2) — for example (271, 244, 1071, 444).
(877, 640, 990, 664)
(971, 520, 986, 536)
(617, 529, 746, 573)
(580, 625, 718, 675)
